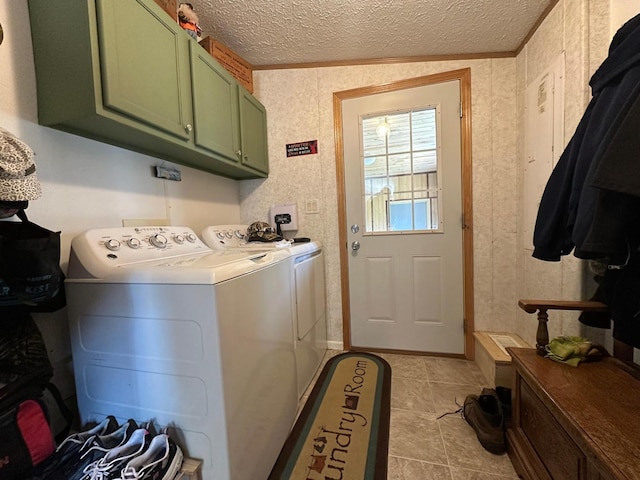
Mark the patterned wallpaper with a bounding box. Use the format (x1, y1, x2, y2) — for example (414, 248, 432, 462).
(243, 58, 519, 349)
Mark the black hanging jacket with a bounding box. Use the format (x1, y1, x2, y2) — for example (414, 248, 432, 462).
(532, 13, 640, 262)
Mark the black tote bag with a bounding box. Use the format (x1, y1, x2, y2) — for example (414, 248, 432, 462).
(0, 210, 65, 311)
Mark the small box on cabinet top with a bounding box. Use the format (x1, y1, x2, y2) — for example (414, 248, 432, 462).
(199, 36, 254, 93)
(153, 0, 177, 20)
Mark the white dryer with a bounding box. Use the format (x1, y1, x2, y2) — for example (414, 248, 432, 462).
(202, 225, 328, 399)
(65, 226, 297, 480)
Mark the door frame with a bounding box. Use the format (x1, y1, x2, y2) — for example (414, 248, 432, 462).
(333, 67, 474, 359)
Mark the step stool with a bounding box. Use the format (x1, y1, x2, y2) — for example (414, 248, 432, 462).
(474, 331, 531, 388)
(176, 458, 203, 480)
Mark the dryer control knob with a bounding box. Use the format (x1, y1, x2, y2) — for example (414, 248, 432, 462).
(225, 231, 233, 239)
(149, 233, 168, 249)
(174, 235, 185, 244)
(105, 239, 121, 251)
(234, 230, 245, 239)
(186, 234, 197, 243)
(126, 238, 141, 249)
(216, 232, 225, 240)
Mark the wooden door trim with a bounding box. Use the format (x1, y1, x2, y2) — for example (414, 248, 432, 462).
(333, 67, 475, 359)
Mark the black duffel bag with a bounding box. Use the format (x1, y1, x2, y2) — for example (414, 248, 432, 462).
(0, 210, 65, 312)
(0, 312, 74, 480)
(0, 395, 55, 480)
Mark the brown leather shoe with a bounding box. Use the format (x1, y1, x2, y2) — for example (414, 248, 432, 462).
(463, 388, 505, 454)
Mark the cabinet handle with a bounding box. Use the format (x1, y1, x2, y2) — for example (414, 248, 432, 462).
(235, 150, 242, 157)
(185, 124, 193, 133)
(243, 155, 248, 161)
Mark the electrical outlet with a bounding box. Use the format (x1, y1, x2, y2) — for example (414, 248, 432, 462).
(270, 203, 298, 231)
(155, 165, 181, 181)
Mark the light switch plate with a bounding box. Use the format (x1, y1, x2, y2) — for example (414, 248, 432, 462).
(305, 199, 319, 214)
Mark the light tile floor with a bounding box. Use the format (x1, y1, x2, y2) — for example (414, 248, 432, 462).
(298, 350, 520, 480)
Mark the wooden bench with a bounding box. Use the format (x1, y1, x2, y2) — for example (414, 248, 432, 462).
(506, 348, 640, 479)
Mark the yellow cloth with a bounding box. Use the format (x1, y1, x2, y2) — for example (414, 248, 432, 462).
(545, 336, 594, 367)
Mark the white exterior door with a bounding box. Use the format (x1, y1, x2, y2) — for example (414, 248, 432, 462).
(342, 79, 464, 353)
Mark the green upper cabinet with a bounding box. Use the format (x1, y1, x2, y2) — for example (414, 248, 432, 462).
(97, 0, 192, 141)
(239, 87, 269, 175)
(27, 0, 268, 179)
(189, 41, 240, 161)
(190, 43, 269, 174)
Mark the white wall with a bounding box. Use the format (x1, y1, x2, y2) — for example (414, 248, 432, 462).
(246, 58, 520, 348)
(612, 0, 640, 33)
(0, 1, 243, 397)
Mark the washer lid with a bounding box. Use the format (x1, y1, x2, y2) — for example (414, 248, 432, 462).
(68, 249, 291, 284)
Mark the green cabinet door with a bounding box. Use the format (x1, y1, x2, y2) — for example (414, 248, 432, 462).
(28, 0, 268, 179)
(238, 87, 269, 174)
(96, 0, 192, 140)
(189, 41, 241, 162)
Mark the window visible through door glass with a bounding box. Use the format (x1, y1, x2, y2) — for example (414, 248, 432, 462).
(361, 107, 441, 233)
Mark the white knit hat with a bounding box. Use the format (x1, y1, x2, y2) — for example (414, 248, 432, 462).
(0, 128, 42, 202)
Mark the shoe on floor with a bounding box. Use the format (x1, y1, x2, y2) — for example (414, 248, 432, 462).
(31, 416, 120, 480)
(44, 419, 139, 480)
(463, 388, 505, 454)
(118, 432, 183, 480)
(80, 428, 150, 480)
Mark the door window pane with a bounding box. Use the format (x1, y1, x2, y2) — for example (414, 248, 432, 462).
(361, 107, 441, 233)
(388, 199, 431, 230)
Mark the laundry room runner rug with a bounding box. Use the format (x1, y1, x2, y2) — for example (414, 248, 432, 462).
(269, 352, 391, 480)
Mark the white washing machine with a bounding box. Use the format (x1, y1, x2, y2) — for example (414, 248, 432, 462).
(65, 226, 298, 480)
(202, 225, 328, 399)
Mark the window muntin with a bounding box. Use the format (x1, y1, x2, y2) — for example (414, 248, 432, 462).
(361, 107, 442, 234)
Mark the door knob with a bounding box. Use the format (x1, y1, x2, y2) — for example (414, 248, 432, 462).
(351, 241, 360, 251)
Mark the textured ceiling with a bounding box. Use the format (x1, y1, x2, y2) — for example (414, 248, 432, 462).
(193, 0, 553, 67)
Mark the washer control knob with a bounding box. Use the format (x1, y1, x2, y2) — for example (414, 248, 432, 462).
(126, 238, 141, 249)
(105, 239, 121, 251)
(225, 231, 233, 239)
(174, 235, 185, 244)
(234, 230, 245, 239)
(186, 233, 197, 243)
(216, 231, 225, 240)
(149, 233, 168, 249)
